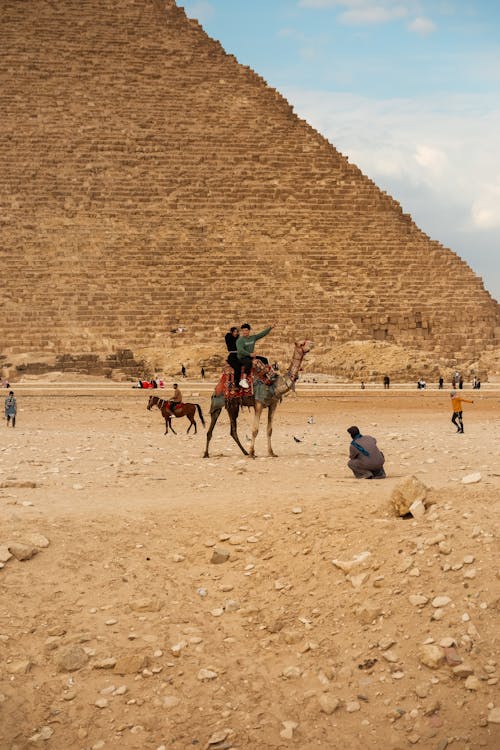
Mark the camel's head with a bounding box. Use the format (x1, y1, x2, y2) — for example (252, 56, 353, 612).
(296, 339, 314, 354)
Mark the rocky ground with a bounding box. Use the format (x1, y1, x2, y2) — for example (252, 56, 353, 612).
(0, 385, 499, 750)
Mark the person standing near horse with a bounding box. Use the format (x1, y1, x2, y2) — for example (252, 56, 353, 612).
(450, 391, 473, 433)
(5, 390, 17, 427)
(236, 323, 274, 389)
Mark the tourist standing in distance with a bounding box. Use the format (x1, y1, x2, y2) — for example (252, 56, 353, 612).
(4, 390, 17, 427)
(346, 426, 386, 479)
(236, 323, 274, 389)
(450, 391, 473, 433)
(181, 364, 187, 378)
(383, 375, 390, 389)
(438, 376, 444, 390)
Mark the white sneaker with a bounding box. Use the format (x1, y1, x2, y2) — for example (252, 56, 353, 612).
(239, 378, 249, 389)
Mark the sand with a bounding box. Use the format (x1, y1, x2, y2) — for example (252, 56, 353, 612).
(1, 383, 499, 750)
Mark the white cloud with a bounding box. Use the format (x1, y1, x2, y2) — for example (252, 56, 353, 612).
(414, 144, 447, 176)
(184, 1, 214, 24)
(298, 0, 416, 25)
(340, 5, 408, 24)
(282, 87, 500, 298)
(408, 16, 437, 34)
(472, 179, 500, 229)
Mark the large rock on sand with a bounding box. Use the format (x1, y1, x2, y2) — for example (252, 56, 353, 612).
(391, 476, 428, 516)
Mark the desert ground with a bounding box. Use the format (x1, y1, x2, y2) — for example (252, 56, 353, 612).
(1, 381, 499, 750)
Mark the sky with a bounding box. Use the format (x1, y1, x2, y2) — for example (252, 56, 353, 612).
(182, 0, 500, 302)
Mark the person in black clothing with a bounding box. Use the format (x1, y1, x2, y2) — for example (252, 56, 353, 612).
(225, 327, 241, 384)
(438, 377, 444, 389)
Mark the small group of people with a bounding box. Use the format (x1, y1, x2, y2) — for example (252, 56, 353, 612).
(4, 390, 16, 427)
(417, 378, 427, 389)
(225, 323, 275, 389)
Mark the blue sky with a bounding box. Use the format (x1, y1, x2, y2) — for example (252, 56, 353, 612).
(182, 0, 500, 302)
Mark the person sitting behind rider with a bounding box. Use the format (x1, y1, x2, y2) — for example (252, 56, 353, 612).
(225, 326, 241, 385)
(236, 323, 274, 389)
(168, 383, 182, 411)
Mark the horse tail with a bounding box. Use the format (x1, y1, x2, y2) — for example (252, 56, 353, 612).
(196, 403, 205, 427)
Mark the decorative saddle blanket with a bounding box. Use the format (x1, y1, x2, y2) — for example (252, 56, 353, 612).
(214, 360, 277, 401)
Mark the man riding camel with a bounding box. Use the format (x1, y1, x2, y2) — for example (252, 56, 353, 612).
(236, 323, 275, 389)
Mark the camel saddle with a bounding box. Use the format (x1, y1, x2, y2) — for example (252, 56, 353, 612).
(215, 360, 277, 401)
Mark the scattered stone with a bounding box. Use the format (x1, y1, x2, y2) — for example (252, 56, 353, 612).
(346, 701, 361, 713)
(415, 683, 429, 699)
(462, 472, 481, 484)
(56, 645, 89, 672)
(464, 675, 480, 690)
(197, 668, 218, 681)
(419, 645, 445, 669)
(409, 499, 425, 518)
(114, 652, 149, 675)
(409, 595, 428, 607)
(438, 541, 452, 555)
(431, 596, 451, 608)
(280, 721, 298, 740)
(349, 572, 369, 588)
(318, 693, 340, 714)
(26, 533, 50, 548)
(95, 698, 108, 708)
(331, 551, 371, 574)
(8, 543, 38, 561)
(378, 637, 396, 651)
(171, 640, 188, 656)
(488, 707, 500, 724)
(6, 659, 31, 675)
(210, 548, 230, 564)
(0, 546, 13, 563)
(357, 601, 382, 624)
(291, 507, 302, 514)
(29, 726, 53, 742)
(129, 598, 163, 612)
(452, 664, 474, 678)
(282, 666, 302, 679)
(207, 729, 231, 745)
(382, 650, 399, 663)
(391, 476, 428, 516)
(92, 658, 117, 669)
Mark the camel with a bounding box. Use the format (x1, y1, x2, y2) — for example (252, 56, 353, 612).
(203, 340, 313, 458)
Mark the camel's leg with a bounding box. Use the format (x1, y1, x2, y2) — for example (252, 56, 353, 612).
(229, 409, 248, 456)
(248, 401, 264, 457)
(204, 408, 221, 458)
(267, 401, 278, 457)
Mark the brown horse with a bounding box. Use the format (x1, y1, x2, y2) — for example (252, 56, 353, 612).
(147, 395, 205, 435)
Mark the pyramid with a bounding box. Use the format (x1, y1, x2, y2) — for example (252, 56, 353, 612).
(1, 0, 499, 378)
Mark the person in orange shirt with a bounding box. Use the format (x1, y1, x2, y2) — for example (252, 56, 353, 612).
(450, 390, 473, 433)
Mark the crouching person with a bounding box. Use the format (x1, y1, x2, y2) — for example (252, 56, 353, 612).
(347, 425, 386, 479)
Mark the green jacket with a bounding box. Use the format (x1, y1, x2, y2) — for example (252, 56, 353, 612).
(236, 327, 272, 360)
